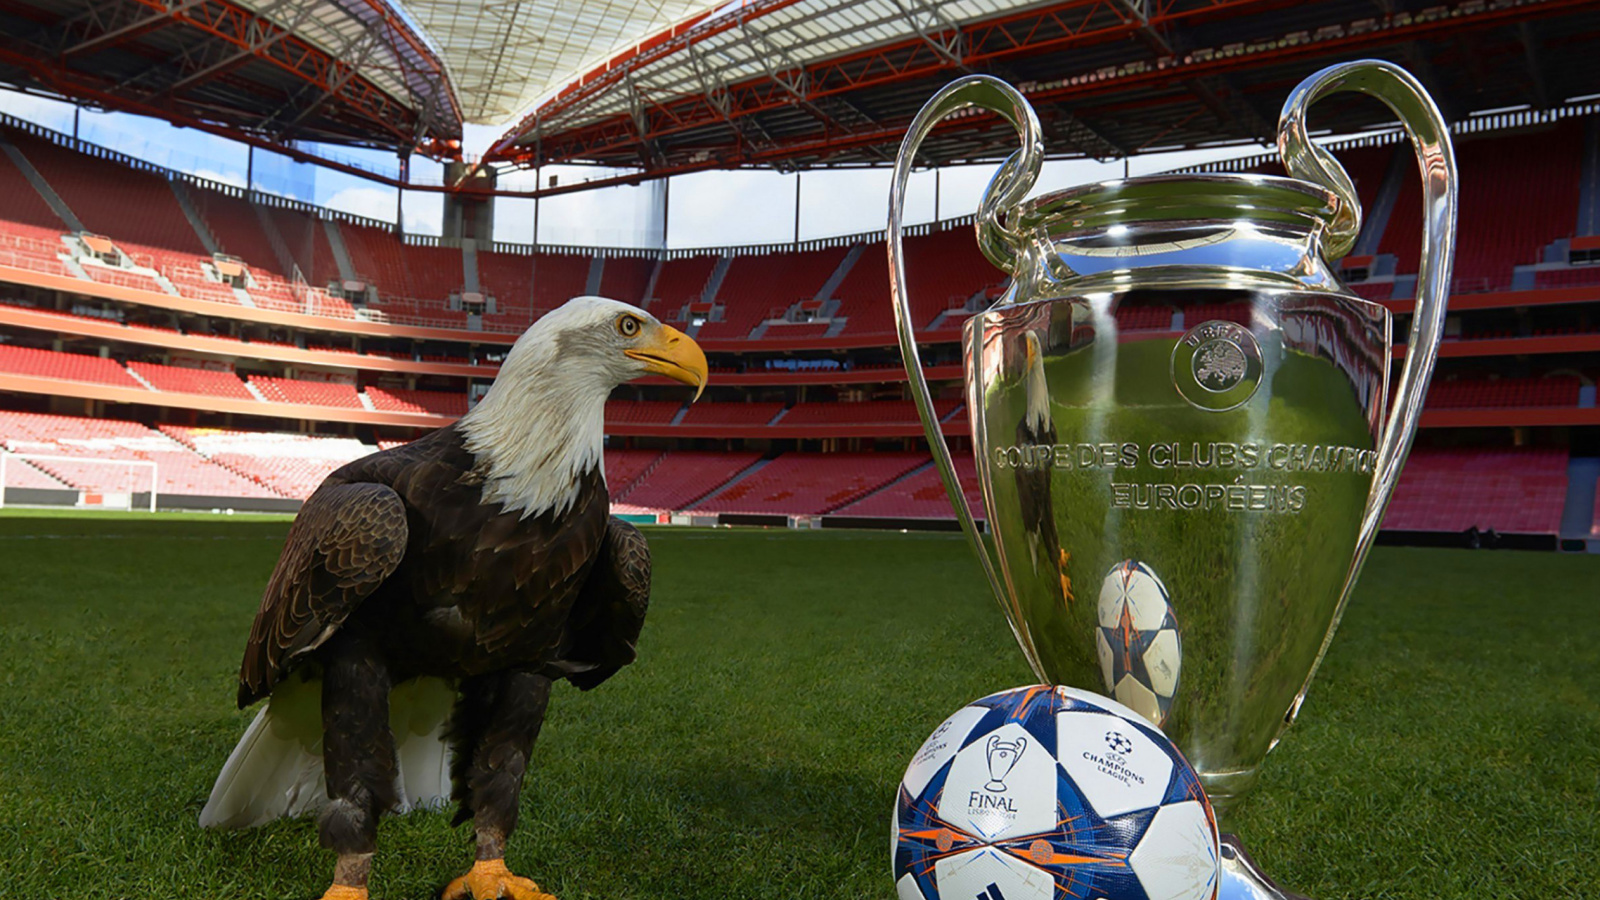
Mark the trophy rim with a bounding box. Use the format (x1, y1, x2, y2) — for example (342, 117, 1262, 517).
(1013, 172, 1345, 240)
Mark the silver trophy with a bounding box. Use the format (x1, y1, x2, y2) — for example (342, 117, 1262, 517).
(888, 61, 1456, 900)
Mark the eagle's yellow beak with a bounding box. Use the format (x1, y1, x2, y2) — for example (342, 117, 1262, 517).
(625, 323, 708, 401)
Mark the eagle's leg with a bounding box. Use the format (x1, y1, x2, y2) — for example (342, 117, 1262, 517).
(317, 631, 399, 900)
(443, 671, 555, 900)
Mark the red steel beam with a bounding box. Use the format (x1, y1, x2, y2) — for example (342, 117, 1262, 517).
(495, 0, 1590, 172)
(491, 0, 1270, 165)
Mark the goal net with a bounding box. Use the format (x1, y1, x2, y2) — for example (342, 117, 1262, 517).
(0, 454, 159, 512)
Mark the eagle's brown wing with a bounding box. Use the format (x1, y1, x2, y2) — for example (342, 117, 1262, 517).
(552, 516, 652, 690)
(236, 481, 408, 707)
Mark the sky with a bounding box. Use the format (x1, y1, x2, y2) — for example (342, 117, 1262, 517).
(0, 87, 1277, 251)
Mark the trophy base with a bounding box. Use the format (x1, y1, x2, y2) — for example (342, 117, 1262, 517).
(1219, 835, 1311, 900)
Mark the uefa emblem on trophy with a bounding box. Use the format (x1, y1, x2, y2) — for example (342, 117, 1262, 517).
(888, 60, 1457, 899)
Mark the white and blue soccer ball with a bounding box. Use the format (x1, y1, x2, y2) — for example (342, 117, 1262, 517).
(893, 686, 1218, 900)
(1096, 560, 1182, 728)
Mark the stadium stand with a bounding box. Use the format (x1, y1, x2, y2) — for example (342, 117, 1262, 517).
(679, 401, 785, 426)
(0, 410, 277, 497)
(602, 448, 663, 499)
(127, 361, 255, 399)
(0, 344, 144, 388)
(163, 426, 373, 499)
(366, 386, 468, 417)
(652, 253, 718, 310)
(1381, 125, 1583, 292)
(605, 400, 682, 424)
(0, 107, 1596, 539)
(531, 252, 592, 312)
(599, 255, 656, 306)
(838, 456, 985, 519)
(702, 246, 847, 340)
(188, 188, 285, 277)
(1383, 447, 1570, 535)
(694, 452, 925, 515)
(267, 206, 341, 287)
(247, 374, 363, 408)
(9, 133, 207, 256)
(612, 450, 762, 511)
(779, 399, 956, 425)
(1426, 375, 1581, 409)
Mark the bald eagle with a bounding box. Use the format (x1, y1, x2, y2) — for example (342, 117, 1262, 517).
(199, 297, 708, 900)
(1014, 332, 1073, 604)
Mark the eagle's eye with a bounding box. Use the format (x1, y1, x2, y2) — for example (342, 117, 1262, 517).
(616, 314, 643, 338)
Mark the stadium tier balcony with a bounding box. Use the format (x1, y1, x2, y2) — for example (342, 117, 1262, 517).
(1425, 375, 1580, 409)
(365, 386, 467, 417)
(1534, 266, 1600, 288)
(679, 401, 785, 426)
(0, 229, 71, 278)
(759, 321, 833, 340)
(247, 375, 363, 408)
(84, 264, 164, 293)
(613, 451, 762, 511)
(127, 361, 254, 399)
(1384, 446, 1569, 534)
(604, 400, 682, 424)
(779, 399, 958, 426)
(837, 456, 986, 520)
(0, 344, 143, 388)
(599, 256, 656, 305)
(694, 452, 926, 515)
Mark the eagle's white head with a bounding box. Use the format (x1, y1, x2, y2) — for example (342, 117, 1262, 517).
(460, 296, 708, 518)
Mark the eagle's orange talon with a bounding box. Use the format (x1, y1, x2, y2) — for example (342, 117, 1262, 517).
(317, 885, 368, 900)
(442, 858, 554, 900)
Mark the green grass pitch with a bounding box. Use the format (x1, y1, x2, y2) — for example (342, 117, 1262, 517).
(0, 511, 1596, 898)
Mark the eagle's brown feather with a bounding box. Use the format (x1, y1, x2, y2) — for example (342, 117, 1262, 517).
(237, 481, 407, 707)
(233, 423, 647, 708)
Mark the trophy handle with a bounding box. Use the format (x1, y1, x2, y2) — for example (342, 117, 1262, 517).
(888, 76, 1044, 647)
(1278, 60, 1457, 715)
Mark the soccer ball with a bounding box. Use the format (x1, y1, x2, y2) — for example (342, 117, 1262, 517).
(893, 685, 1218, 900)
(1096, 560, 1182, 727)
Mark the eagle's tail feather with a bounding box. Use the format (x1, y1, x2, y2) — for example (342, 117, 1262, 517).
(199, 675, 454, 829)
(390, 677, 455, 813)
(198, 675, 326, 829)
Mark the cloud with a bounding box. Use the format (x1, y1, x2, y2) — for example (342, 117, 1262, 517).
(322, 186, 398, 224)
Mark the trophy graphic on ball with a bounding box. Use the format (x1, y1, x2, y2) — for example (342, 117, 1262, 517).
(888, 61, 1456, 899)
(983, 734, 1026, 791)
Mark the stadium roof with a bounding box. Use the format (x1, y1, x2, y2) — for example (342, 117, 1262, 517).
(401, 0, 725, 126)
(0, 0, 1595, 182)
(0, 0, 461, 151)
(485, 0, 1600, 182)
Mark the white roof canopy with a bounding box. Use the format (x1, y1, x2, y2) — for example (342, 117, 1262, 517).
(398, 0, 726, 126)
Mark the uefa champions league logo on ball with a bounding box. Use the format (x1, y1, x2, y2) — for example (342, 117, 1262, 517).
(1105, 730, 1135, 756)
(983, 734, 1025, 792)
